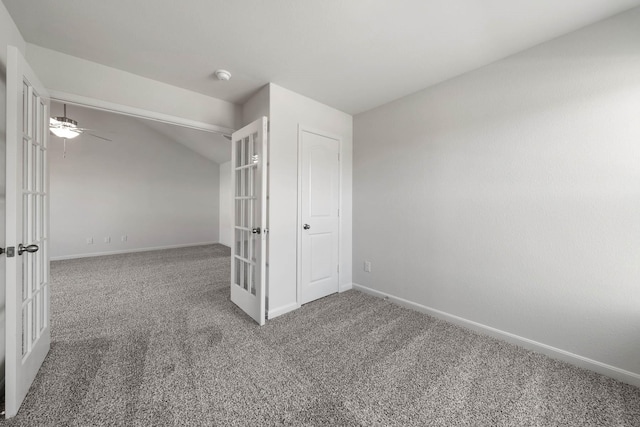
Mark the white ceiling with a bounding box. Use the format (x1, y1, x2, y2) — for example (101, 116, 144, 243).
(6, 1, 640, 114)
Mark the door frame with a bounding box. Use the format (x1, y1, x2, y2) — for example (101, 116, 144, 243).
(296, 124, 342, 306)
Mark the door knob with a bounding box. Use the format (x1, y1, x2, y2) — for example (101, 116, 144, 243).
(18, 244, 39, 255)
(303, 224, 311, 230)
(252, 227, 261, 234)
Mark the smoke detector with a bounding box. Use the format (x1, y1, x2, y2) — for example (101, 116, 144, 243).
(214, 69, 232, 81)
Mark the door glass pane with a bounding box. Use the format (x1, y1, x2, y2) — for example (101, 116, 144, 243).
(243, 168, 250, 198)
(234, 258, 241, 286)
(243, 262, 249, 290)
(235, 229, 242, 256)
(40, 287, 45, 332)
(32, 293, 38, 342)
(22, 308, 28, 356)
(235, 170, 242, 197)
(43, 195, 48, 239)
(26, 300, 33, 349)
(22, 256, 28, 303)
(235, 139, 242, 167)
(251, 132, 259, 164)
(39, 101, 45, 145)
(22, 139, 29, 189)
(242, 232, 249, 259)
(43, 284, 49, 329)
(32, 92, 38, 140)
(235, 199, 241, 228)
(35, 148, 42, 193)
(22, 82, 28, 134)
(30, 194, 35, 244)
(31, 142, 37, 192)
(250, 264, 256, 296)
(240, 260, 245, 290)
(31, 251, 36, 293)
(243, 136, 250, 166)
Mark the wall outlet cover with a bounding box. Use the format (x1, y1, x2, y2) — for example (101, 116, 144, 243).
(364, 261, 372, 273)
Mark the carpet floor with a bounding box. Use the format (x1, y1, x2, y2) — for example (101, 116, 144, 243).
(1, 244, 639, 426)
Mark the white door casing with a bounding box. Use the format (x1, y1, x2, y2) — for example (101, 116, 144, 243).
(5, 46, 51, 418)
(299, 129, 340, 305)
(230, 117, 268, 325)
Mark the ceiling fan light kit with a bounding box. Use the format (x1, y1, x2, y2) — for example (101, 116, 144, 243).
(49, 116, 81, 139)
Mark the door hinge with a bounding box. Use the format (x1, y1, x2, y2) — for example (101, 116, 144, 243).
(338, 153, 340, 162)
(337, 208, 340, 217)
(337, 265, 340, 273)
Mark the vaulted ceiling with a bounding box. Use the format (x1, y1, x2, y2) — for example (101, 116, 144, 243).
(5, 0, 640, 114)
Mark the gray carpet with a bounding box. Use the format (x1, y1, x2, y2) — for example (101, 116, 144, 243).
(2, 244, 639, 426)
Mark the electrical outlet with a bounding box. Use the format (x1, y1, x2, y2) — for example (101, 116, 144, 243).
(86, 237, 93, 245)
(121, 235, 128, 242)
(104, 236, 111, 243)
(364, 261, 372, 273)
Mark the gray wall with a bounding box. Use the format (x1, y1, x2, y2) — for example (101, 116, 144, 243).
(353, 7, 640, 382)
(218, 161, 231, 247)
(50, 104, 220, 259)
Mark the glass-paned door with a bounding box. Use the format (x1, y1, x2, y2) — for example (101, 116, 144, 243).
(4, 46, 51, 419)
(230, 117, 267, 325)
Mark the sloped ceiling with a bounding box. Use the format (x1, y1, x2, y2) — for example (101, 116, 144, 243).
(5, 1, 640, 114)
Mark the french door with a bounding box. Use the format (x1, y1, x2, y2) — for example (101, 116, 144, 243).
(4, 46, 51, 418)
(230, 117, 268, 325)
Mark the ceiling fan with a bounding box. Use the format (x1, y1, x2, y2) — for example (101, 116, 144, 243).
(49, 104, 112, 157)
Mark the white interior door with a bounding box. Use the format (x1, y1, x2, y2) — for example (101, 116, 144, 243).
(4, 46, 51, 418)
(230, 117, 268, 325)
(300, 130, 340, 305)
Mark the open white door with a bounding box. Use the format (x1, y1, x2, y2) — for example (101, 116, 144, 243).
(230, 117, 268, 325)
(4, 46, 51, 418)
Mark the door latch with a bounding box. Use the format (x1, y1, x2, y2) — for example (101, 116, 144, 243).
(1, 246, 16, 257)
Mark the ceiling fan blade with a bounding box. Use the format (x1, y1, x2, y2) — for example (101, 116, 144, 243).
(87, 133, 112, 142)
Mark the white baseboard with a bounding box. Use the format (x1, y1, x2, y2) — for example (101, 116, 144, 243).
(339, 282, 353, 293)
(268, 302, 300, 320)
(50, 242, 219, 261)
(352, 283, 640, 388)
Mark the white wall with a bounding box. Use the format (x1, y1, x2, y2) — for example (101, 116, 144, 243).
(353, 8, 640, 385)
(219, 161, 231, 247)
(268, 84, 353, 317)
(50, 104, 220, 259)
(242, 85, 270, 125)
(25, 44, 242, 131)
(0, 1, 27, 386)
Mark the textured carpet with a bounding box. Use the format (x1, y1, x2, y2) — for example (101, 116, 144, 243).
(1, 244, 639, 426)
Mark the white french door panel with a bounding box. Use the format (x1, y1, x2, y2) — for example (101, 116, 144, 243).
(299, 130, 340, 305)
(5, 46, 51, 418)
(230, 117, 268, 325)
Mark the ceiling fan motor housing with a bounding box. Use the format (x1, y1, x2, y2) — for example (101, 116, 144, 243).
(53, 116, 78, 127)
